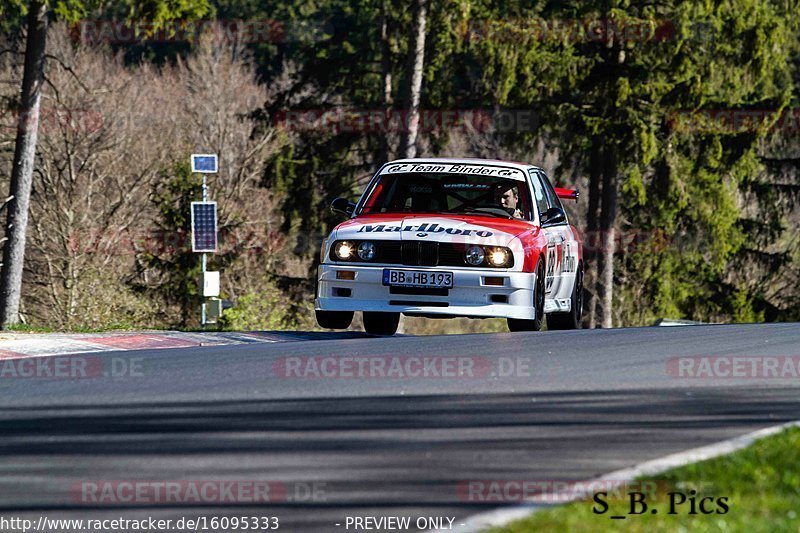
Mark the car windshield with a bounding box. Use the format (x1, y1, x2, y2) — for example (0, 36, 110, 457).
(359, 172, 532, 220)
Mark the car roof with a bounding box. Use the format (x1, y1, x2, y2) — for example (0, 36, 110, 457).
(386, 157, 543, 172)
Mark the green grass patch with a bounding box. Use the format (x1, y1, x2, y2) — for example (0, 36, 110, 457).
(4, 323, 57, 333)
(492, 426, 800, 533)
(2, 323, 170, 334)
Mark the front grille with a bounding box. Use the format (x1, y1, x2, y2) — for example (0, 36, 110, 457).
(402, 241, 439, 266)
(439, 244, 466, 266)
(379, 242, 402, 263)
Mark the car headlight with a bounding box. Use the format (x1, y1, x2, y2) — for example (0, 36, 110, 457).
(357, 241, 376, 261)
(334, 241, 355, 260)
(486, 246, 513, 267)
(465, 245, 485, 266)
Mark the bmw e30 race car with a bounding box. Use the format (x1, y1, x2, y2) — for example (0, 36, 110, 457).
(315, 158, 583, 335)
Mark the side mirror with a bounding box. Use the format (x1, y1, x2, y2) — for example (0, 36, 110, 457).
(331, 197, 356, 217)
(541, 207, 566, 226)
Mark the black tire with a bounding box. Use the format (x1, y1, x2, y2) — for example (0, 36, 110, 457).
(316, 310, 354, 329)
(507, 263, 545, 332)
(363, 311, 400, 336)
(547, 262, 584, 330)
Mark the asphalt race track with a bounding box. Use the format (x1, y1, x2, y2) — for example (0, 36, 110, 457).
(1, 323, 799, 532)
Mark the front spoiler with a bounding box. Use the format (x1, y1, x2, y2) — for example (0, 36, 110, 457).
(315, 264, 541, 320)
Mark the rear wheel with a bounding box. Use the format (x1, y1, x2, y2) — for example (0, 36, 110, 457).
(507, 263, 545, 332)
(363, 311, 400, 336)
(315, 310, 354, 329)
(547, 262, 584, 330)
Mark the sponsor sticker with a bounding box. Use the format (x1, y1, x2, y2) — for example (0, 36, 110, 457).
(380, 163, 526, 180)
(356, 222, 494, 237)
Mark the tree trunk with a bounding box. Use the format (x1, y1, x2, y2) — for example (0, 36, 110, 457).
(596, 143, 618, 329)
(585, 138, 602, 328)
(0, 1, 48, 328)
(398, 0, 427, 159)
(593, 38, 624, 330)
(378, 0, 393, 163)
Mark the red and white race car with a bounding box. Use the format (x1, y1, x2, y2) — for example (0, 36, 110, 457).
(315, 158, 583, 335)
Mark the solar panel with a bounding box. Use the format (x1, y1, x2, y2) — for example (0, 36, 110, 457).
(191, 201, 218, 252)
(191, 154, 218, 173)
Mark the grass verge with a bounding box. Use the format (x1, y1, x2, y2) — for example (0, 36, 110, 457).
(492, 426, 800, 532)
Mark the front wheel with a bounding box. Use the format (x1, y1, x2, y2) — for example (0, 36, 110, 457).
(316, 310, 354, 329)
(547, 262, 584, 330)
(507, 263, 545, 332)
(363, 311, 400, 336)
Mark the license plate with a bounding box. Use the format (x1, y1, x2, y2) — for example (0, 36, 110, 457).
(382, 269, 453, 289)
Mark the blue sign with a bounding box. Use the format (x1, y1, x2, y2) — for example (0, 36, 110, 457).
(191, 154, 218, 173)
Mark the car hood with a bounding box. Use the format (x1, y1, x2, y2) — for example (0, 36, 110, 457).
(333, 213, 536, 247)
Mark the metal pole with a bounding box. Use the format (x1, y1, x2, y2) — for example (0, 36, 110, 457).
(200, 174, 207, 329)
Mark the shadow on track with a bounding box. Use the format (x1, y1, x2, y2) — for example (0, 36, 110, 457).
(1, 388, 798, 531)
(1, 388, 798, 456)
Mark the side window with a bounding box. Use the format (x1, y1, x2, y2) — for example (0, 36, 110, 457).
(528, 170, 550, 219)
(538, 171, 564, 212)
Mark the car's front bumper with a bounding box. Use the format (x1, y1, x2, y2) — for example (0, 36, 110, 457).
(315, 264, 538, 320)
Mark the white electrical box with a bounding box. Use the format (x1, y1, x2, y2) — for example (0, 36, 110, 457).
(202, 271, 220, 297)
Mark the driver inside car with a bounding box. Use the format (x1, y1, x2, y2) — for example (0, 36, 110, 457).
(496, 186, 523, 219)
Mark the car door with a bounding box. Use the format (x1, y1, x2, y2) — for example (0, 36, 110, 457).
(531, 170, 571, 298)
